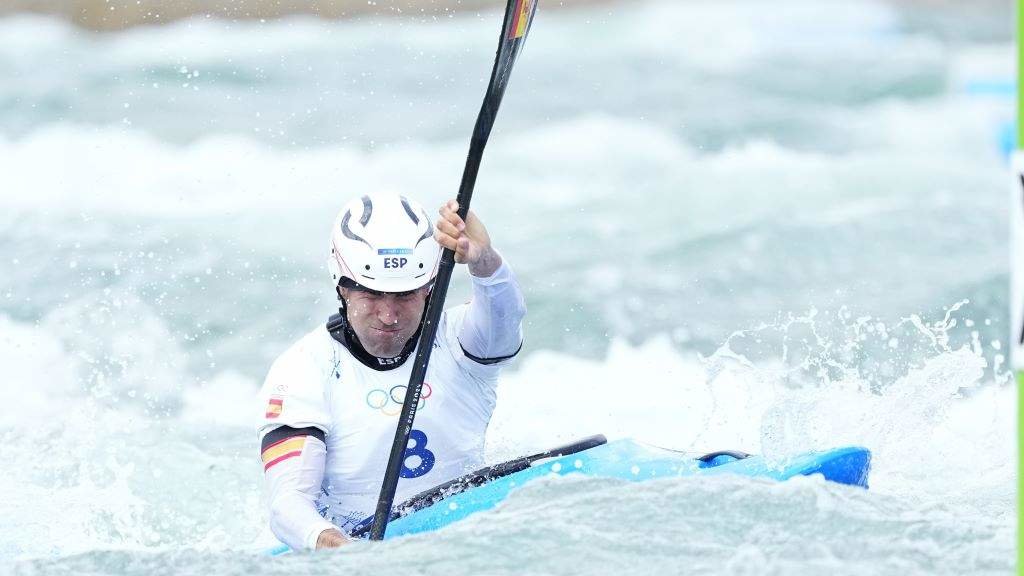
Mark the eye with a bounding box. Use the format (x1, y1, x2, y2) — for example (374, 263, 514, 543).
(352, 289, 384, 302)
(394, 289, 422, 300)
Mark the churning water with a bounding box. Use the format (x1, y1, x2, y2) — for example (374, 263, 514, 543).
(0, 0, 1016, 574)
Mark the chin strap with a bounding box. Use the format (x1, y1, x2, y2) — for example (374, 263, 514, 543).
(326, 300, 425, 372)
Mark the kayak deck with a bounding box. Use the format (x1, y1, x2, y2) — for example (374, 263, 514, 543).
(362, 437, 871, 539)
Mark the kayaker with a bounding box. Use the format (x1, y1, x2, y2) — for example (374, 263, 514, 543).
(256, 191, 526, 550)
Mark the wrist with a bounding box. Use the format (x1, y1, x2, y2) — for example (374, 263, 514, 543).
(468, 246, 502, 278)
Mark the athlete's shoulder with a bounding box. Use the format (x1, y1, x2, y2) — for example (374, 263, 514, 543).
(257, 323, 337, 437)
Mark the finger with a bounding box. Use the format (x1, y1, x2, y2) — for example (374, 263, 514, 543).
(438, 199, 459, 217)
(439, 204, 465, 231)
(433, 228, 458, 251)
(435, 218, 461, 240)
(454, 236, 470, 263)
(450, 212, 466, 231)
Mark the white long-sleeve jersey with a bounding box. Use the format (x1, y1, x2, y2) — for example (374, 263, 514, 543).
(256, 261, 525, 550)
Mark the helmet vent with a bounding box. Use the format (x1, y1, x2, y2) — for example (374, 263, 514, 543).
(400, 196, 420, 225)
(414, 225, 433, 248)
(340, 211, 372, 248)
(359, 195, 373, 226)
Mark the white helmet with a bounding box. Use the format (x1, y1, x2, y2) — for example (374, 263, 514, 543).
(328, 192, 441, 293)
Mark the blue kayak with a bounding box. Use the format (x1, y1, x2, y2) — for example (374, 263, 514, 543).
(268, 435, 870, 553)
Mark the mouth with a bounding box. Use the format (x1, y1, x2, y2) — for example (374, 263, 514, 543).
(371, 327, 401, 335)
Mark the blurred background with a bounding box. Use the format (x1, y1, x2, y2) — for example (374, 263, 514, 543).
(0, 0, 602, 29)
(0, 0, 1016, 574)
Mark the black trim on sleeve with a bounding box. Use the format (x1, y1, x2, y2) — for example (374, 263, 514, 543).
(261, 426, 326, 451)
(458, 339, 523, 366)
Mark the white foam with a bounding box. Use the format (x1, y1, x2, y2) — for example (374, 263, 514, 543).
(0, 98, 1000, 243)
(0, 314, 79, 424)
(488, 334, 1014, 505)
(181, 370, 261, 429)
(0, 309, 266, 559)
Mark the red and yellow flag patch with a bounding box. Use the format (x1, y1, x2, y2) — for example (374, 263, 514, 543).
(265, 396, 283, 419)
(508, 0, 534, 40)
(261, 436, 305, 471)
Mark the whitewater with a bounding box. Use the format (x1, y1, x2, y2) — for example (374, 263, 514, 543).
(0, 0, 1016, 574)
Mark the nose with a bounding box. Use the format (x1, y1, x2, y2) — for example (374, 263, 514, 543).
(375, 296, 400, 326)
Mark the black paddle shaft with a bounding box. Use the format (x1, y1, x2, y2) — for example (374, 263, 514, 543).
(368, 0, 539, 541)
(352, 435, 606, 539)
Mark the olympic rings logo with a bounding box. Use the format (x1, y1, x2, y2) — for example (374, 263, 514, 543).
(365, 382, 433, 416)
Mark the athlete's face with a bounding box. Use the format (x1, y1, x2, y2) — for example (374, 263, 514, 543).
(339, 286, 430, 358)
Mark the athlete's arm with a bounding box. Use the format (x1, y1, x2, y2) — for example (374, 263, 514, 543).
(261, 426, 345, 550)
(435, 199, 526, 361)
(257, 338, 342, 549)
